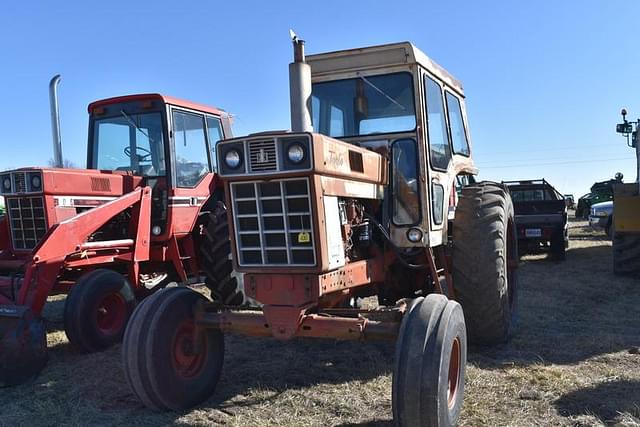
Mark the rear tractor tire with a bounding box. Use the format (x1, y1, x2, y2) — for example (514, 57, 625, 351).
(198, 202, 244, 306)
(613, 232, 640, 276)
(451, 182, 519, 345)
(122, 287, 224, 411)
(393, 295, 467, 426)
(64, 269, 136, 352)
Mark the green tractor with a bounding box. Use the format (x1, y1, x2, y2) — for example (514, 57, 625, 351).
(575, 178, 619, 219)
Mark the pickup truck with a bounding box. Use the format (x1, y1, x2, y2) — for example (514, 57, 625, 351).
(504, 179, 568, 260)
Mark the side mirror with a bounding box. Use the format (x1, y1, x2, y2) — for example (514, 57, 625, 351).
(616, 122, 633, 134)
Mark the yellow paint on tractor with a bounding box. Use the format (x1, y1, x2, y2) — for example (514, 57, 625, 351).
(614, 183, 640, 232)
(614, 195, 640, 232)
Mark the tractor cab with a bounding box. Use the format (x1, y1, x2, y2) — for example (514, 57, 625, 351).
(307, 43, 478, 248)
(86, 94, 232, 239)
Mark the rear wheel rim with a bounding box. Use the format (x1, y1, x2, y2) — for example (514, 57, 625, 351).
(171, 321, 207, 379)
(96, 293, 127, 335)
(447, 336, 461, 408)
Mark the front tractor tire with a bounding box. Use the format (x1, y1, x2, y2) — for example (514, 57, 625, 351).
(64, 269, 136, 352)
(198, 202, 244, 305)
(393, 295, 467, 426)
(451, 182, 519, 345)
(122, 287, 224, 411)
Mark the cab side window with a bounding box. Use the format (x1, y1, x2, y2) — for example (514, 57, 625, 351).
(173, 110, 209, 187)
(445, 92, 470, 156)
(424, 76, 451, 170)
(206, 116, 223, 172)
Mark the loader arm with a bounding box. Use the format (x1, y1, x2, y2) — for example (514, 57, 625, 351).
(0, 216, 9, 252)
(17, 186, 152, 313)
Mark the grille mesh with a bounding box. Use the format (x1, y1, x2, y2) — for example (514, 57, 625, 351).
(7, 196, 47, 250)
(231, 178, 315, 266)
(248, 140, 277, 172)
(13, 173, 27, 193)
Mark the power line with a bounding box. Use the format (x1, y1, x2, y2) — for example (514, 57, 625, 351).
(473, 142, 620, 156)
(479, 157, 630, 169)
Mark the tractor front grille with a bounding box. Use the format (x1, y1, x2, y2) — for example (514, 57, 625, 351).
(231, 178, 316, 266)
(7, 197, 47, 251)
(248, 140, 278, 172)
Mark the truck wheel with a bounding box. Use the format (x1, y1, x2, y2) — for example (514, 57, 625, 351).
(550, 232, 566, 261)
(64, 269, 136, 352)
(451, 182, 518, 345)
(123, 287, 224, 411)
(198, 202, 244, 305)
(613, 232, 640, 276)
(393, 295, 467, 426)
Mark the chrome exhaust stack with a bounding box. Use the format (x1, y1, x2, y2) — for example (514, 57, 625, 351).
(49, 75, 63, 168)
(289, 30, 313, 133)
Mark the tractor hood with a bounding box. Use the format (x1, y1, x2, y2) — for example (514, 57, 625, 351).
(1, 167, 143, 199)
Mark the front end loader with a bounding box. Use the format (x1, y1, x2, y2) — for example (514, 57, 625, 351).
(0, 93, 242, 385)
(124, 37, 519, 426)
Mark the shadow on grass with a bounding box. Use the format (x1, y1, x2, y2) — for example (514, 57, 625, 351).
(554, 379, 640, 424)
(1, 331, 395, 423)
(470, 243, 640, 369)
(334, 420, 394, 427)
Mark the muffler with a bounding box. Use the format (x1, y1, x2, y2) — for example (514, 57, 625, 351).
(289, 30, 313, 133)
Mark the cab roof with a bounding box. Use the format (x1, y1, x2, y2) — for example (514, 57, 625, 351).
(307, 42, 464, 95)
(87, 93, 227, 117)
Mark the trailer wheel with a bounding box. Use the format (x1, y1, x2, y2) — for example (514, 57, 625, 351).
(451, 182, 518, 345)
(550, 231, 566, 261)
(393, 295, 467, 426)
(198, 202, 244, 305)
(64, 269, 135, 352)
(613, 232, 640, 276)
(124, 287, 224, 411)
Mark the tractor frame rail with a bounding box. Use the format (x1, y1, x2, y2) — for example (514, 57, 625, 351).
(194, 301, 407, 342)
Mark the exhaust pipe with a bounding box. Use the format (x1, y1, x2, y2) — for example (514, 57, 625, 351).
(49, 75, 63, 168)
(289, 30, 313, 133)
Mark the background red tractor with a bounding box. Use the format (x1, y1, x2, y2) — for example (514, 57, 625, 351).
(0, 92, 242, 385)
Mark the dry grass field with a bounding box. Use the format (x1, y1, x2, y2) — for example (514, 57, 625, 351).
(1, 219, 639, 426)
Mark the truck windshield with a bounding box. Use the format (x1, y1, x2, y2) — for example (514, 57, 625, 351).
(312, 72, 416, 138)
(92, 112, 166, 177)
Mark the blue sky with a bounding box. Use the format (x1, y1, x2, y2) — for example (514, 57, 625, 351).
(0, 0, 638, 197)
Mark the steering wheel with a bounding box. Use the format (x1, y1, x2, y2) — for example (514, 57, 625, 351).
(124, 146, 152, 162)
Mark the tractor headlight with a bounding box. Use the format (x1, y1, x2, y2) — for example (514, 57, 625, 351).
(407, 227, 423, 243)
(225, 150, 242, 169)
(2, 176, 11, 192)
(31, 175, 41, 190)
(287, 144, 305, 164)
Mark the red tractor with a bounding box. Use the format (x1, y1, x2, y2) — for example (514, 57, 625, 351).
(0, 93, 242, 386)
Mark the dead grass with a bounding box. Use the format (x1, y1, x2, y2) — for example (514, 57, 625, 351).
(1, 218, 639, 426)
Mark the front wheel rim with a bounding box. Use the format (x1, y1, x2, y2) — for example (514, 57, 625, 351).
(171, 321, 207, 379)
(447, 336, 462, 408)
(96, 293, 127, 335)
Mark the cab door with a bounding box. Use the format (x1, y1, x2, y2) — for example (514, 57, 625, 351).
(167, 108, 213, 235)
(422, 72, 452, 245)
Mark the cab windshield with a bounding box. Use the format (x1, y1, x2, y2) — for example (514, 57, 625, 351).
(91, 112, 166, 177)
(311, 72, 416, 138)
